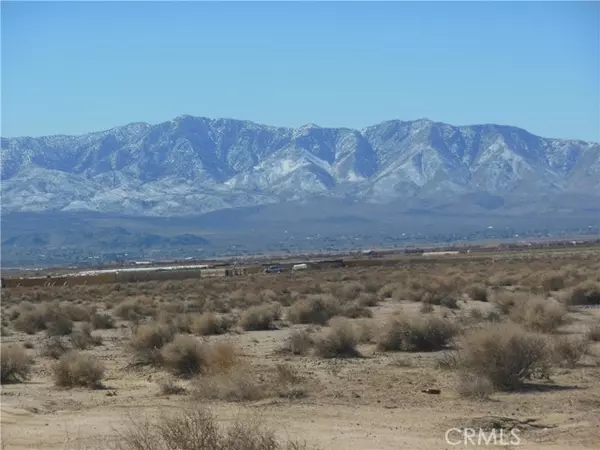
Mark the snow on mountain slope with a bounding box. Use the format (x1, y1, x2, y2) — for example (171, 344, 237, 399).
(1, 116, 598, 216)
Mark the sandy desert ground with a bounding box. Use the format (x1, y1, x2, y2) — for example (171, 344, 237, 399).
(2, 248, 600, 449)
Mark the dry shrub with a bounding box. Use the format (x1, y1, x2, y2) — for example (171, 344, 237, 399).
(44, 307, 74, 336)
(191, 313, 232, 336)
(561, 281, 600, 307)
(457, 373, 494, 400)
(466, 283, 488, 302)
(353, 318, 375, 344)
(53, 351, 104, 388)
(161, 335, 209, 378)
(239, 304, 280, 331)
(40, 336, 71, 359)
(13, 302, 74, 336)
(336, 281, 365, 301)
(508, 295, 566, 333)
(338, 302, 373, 319)
(71, 323, 102, 350)
(540, 271, 566, 292)
(377, 314, 457, 352)
(130, 322, 176, 365)
(60, 303, 92, 322)
(356, 292, 378, 307)
(206, 341, 240, 375)
(283, 329, 314, 355)
(457, 323, 550, 391)
(551, 335, 589, 368)
(194, 368, 266, 402)
(157, 376, 186, 396)
(1, 344, 32, 383)
(287, 294, 340, 325)
(114, 297, 156, 321)
(115, 406, 310, 450)
(91, 312, 115, 329)
(314, 318, 360, 358)
(588, 324, 600, 342)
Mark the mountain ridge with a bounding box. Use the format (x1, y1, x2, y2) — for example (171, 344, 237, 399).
(2, 115, 599, 217)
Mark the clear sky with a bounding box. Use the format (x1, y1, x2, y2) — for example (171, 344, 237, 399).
(2, 1, 599, 141)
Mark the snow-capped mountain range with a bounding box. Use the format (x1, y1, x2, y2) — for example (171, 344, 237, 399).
(2, 115, 599, 216)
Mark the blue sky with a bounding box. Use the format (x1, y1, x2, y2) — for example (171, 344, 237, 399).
(2, 1, 598, 141)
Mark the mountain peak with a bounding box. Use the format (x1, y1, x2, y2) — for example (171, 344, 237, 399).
(1, 115, 598, 217)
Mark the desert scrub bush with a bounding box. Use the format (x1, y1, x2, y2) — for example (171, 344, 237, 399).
(456, 373, 494, 400)
(114, 297, 156, 321)
(239, 304, 281, 331)
(551, 335, 589, 368)
(314, 318, 360, 358)
(338, 302, 373, 319)
(91, 312, 115, 329)
(60, 303, 92, 322)
(156, 375, 186, 396)
(71, 323, 102, 350)
(190, 312, 232, 336)
(53, 351, 104, 388)
(508, 295, 566, 333)
(456, 323, 550, 391)
(44, 306, 74, 336)
(13, 304, 47, 334)
(1, 344, 32, 383)
(560, 281, 600, 307)
(40, 336, 71, 359)
(287, 294, 340, 325)
(115, 406, 311, 450)
(283, 329, 314, 355)
(193, 368, 266, 402)
(465, 283, 489, 302)
(540, 271, 567, 292)
(161, 335, 209, 378)
(376, 314, 457, 352)
(129, 322, 176, 366)
(356, 292, 378, 307)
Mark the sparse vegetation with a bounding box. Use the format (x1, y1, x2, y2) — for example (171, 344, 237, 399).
(239, 303, 281, 331)
(1, 344, 32, 383)
(314, 318, 360, 358)
(456, 323, 550, 391)
(53, 351, 105, 388)
(377, 314, 457, 352)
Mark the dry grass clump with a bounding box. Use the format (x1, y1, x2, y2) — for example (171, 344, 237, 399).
(287, 294, 340, 325)
(314, 318, 360, 358)
(194, 367, 266, 402)
(507, 295, 566, 333)
(40, 336, 71, 359)
(114, 297, 156, 321)
(1, 344, 32, 383)
(115, 406, 311, 450)
(376, 314, 457, 352)
(156, 376, 186, 396)
(560, 281, 600, 307)
(540, 271, 567, 292)
(551, 335, 589, 368)
(91, 312, 116, 329)
(161, 335, 210, 378)
(456, 323, 550, 391)
(239, 304, 281, 331)
(53, 351, 104, 388)
(465, 283, 489, 302)
(12, 302, 73, 336)
(129, 322, 176, 365)
(457, 373, 494, 400)
(60, 303, 92, 322)
(71, 323, 102, 350)
(282, 329, 314, 355)
(190, 312, 232, 336)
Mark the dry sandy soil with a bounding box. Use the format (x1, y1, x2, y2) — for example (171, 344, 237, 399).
(2, 249, 600, 449)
